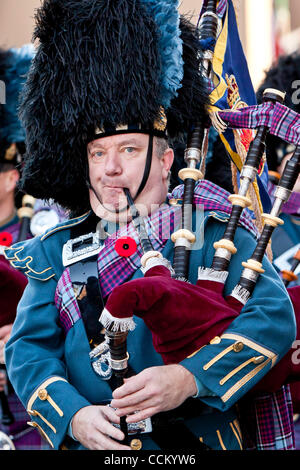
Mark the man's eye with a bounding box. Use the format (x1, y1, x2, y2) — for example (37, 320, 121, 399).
(93, 151, 103, 158)
(124, 147, 135, 154)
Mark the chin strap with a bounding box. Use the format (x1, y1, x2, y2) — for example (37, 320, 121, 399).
(86, 134, 154, 213)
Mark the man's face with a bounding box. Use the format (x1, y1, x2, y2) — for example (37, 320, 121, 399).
(87, 133, 174, 222)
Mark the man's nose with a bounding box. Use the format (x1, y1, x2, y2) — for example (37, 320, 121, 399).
(104, 150, 122, 175)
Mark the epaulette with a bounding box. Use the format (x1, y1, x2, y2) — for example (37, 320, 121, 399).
(4, 239, 56, 282)
(4, 212, 91, 281)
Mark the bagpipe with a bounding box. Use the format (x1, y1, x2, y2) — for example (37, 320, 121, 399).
(97, 0, 300, 407)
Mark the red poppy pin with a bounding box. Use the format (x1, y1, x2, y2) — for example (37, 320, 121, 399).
(0, 232, 13, 247)
(115, 237, 137, 257)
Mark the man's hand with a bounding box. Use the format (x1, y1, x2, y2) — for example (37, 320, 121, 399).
(110, 364, 197, 424)
(0, 324, 13, 364)
(71, 405, 132, 450)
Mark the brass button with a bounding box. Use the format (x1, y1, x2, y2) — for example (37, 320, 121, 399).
(38, 389, 48, 401)
(130, 439, 142, 450)
(210, 336, 221, 344)
(233, 342, 244, 352)
(253, 355, 265, 364)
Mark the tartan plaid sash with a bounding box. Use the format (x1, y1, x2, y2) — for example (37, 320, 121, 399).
(55, 202, 179, 335)
(218, 101, 300, 146)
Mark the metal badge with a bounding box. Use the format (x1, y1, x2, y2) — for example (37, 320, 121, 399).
(62, 231, 103, 267)
(89, 340, 112, 380)
(108, 405, 152, 435)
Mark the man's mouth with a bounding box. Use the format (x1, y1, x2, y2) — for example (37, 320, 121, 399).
(104, 186, 124, 196)
(104, 185, 124, 193)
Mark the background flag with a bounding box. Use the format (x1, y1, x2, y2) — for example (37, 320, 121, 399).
(199, 0, 272, 214)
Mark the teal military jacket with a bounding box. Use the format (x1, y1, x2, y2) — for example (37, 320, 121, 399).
(4, 209, 296, 450)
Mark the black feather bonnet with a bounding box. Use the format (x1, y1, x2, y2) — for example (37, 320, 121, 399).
(19, 0, 209, 214)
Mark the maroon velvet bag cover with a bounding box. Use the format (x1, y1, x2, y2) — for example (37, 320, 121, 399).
(0, 255, 27, 328)
(105, 266, 300, 393)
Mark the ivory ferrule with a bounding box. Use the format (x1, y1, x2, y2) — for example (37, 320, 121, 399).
(261, 213, 284, 227)
(241, 259, 264, 274)
(171, 229, 196, 244)
(140, 250, 162, 267)
(213, 239, 237, 254)
(228, 194, 251, 208)
(264, 88, 286, 101)
(178, 168, 203, 181)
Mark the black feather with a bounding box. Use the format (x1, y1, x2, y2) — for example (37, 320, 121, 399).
(19, 1, 209, 214)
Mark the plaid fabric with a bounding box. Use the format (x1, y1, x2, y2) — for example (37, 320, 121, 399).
(55, 268, 82, 334)
(268, 182, 300, 216)
(239, 384, 295, 450)
(218, 101, 300, 146)
(217, 0, 227, 16)
(55, 180, 258, 334)
(55, 203, 179, 334)
(0, 391, 51, 450)
(96, 203, 177, 298)
(172, 180, 259, 238)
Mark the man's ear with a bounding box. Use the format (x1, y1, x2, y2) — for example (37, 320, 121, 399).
(5, 169, 20, 193)
(161, 148, 174, 180)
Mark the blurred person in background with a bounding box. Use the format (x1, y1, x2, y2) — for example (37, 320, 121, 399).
(0, 45, 52, 450)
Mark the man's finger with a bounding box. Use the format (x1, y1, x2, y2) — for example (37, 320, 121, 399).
(111, 387, 152, 410)
(114, 396, 159, 418)
(112, 376, 145, 399)
(97, 433, 132, 451)
(126, 407, 158, 424)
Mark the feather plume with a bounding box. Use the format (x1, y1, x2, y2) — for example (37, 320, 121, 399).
(19, 0, 209, 214)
